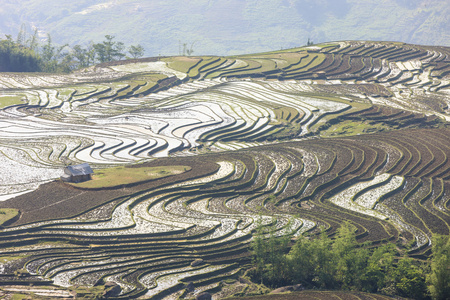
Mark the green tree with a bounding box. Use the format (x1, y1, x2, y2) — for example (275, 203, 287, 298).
(252, 219, 267, 284)
(16, 23, 27, 46)
(86, 42, 97, 66)
(27, 28, 39, 51)
(265, 228, 289, 285)
(1, 30, 140, 73)
(2, 35, 15, 51)
(179, 41, 195, 56)
(0, 34, 41, 72)
(332, 222, 366, 289)
(94, 35, 125, 63)
(40, 34, 70, 72)
(250, 220, 439, 299)
(287, 231, 335, 288)
(251, 218, 290, 286)
(71, 44, 93, 69)
(128, 44, 145, 59)
(361, 243, 396, 293)
(41, 34, 55, 64)
(427, 235, 450, 300)
(93, 42, 106, 63)
(394, 257, 428, 299)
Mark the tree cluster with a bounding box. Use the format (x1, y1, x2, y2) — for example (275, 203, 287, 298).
(0, 34, 41, 72)
(0, 29, 145, 73)
(252, 221, 449, 300)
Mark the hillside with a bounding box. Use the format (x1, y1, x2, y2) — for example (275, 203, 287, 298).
(1, 0, 450, 56)
(0, 40, 449, 298)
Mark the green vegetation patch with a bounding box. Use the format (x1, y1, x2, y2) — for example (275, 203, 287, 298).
(164, 56, 202, 73)
(69, 285, 105, 298)
(11, 294, 31, 300)
(0, 255, 28, 263)
(56, 88, 76, 100)
(321, 120, 390, 137)
(301, 53, 326, 70)
(251, 222, 433, 299)
(0, 208, 19, 226)
(70, 165, 191, 188)
(0, 95, 25, 108)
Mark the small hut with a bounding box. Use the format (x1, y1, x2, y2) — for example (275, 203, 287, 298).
(61, 163, 94, 183)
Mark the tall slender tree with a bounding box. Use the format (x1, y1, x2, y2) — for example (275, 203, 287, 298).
(427, 235, 450, 300)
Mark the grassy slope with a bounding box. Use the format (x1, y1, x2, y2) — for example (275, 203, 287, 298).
(0, 95, 24, 108)
(70, 165, 191, 188)
(0, 208, 19, 226)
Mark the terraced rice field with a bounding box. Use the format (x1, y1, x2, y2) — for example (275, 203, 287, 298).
(0, 41, 449, 299)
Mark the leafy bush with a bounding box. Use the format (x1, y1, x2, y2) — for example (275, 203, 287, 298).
(252, 222, 431, 299)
